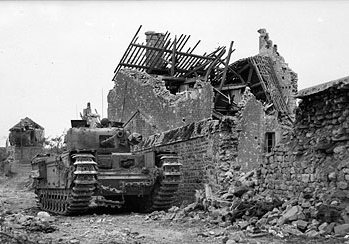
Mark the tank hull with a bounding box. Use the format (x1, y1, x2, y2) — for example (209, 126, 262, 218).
(31, 149, 181, 214)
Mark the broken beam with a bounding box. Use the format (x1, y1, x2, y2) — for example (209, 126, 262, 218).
(217, 59, 245, 84)
(130, 43, 214, 61)
(219, 41, 234, 90)
(220, 84, 246, 91)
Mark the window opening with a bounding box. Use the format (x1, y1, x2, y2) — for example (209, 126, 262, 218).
(265, 132, 275, 153)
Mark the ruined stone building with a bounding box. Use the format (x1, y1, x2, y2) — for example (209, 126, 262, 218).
(260, 77, 349, 205)
(107, 27, 297, 202)
(7, 117, 44, 164)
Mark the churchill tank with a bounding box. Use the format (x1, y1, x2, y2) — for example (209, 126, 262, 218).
(31, 106, 182, 215)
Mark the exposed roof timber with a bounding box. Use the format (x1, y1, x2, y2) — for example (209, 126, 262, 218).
(183, 58, 216, 78)
(237, 63, 251, 74)
(129, 43, 214, 61)
(221, 84, 246, 91)
(249, 56, 291, 117)
(113, 25, 232, 82)
(246, 66, 254, 85)
(219, 59, 245, 84)
(114, 25, 143, 73)
(219, 41, 234, 90)
(213, 87, 232, 104)
(250, 82, 262, 89)
(212, 110, 224, 120)
(204, 48, 226, 81)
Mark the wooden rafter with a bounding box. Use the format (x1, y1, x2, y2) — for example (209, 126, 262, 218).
(113, 25, 228, 83)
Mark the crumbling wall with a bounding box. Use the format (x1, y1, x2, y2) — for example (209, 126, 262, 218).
(236, 95, 265, 171)
(258, 28, 298, 117)
(7, 146, 43, 165)
(108, 69, 213, 138)
(135, 118, 240, 203)
(134, 87, 283, 204)
(259, 82, 349, 205)
(233, 88, 283, 171)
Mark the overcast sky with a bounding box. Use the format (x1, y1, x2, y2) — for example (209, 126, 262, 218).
(1, 1, 349, 146)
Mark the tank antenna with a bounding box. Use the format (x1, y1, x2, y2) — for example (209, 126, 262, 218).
(75, 104, 78, 119)
(102, 89, 104, 118)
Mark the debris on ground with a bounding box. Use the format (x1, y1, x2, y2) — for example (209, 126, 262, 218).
(145, 179, 349, 242)
(0, 209, 57, 243)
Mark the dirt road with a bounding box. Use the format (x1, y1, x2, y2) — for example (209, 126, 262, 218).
(0, 174, 345, 244)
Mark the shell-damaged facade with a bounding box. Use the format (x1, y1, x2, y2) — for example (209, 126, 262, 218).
(108, 27, 298, 203)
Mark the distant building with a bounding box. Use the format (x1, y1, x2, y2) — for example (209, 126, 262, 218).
(9, 117, 44, 147)
(7, 117, 44, 165)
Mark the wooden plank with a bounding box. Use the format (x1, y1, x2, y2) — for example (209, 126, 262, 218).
(217, 59, 245, 84)
(212, 110, 224, 120)
(114, 25, 142, 73)
(143, 32, 169, 66)
(250, 58, 271, 103)
(219, 41, 234, 90)
(213, 87, 230, 103)
(247, 66, 254, 84)
(119, 63, 189, 74)
(130, 43, 213, 61)
(129, 44, 144, 65)
(221, 84, 246, 91)
(250, 82, 262, 89)
(204, 47, 226, 81)
(147, 39, 172, 73)
(171, 36, 177, 76)
(124, 45, 138, 64)
(177, 35, 191, 52)
(133, 46, 147, 65)
(175, 40, 201, 69)
(174, 34, 185, 51)
(183, 59, 214, 78)
(161, 76, 186, 83)
(140, 32, 170, 68)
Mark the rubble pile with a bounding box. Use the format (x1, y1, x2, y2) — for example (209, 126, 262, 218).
(146, 169, 349, 241)
(0, 210, 57, 243)
(256, 82, 349, 232)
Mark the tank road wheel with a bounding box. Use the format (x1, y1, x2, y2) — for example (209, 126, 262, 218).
(34, 153, 97, 215)
(151, 155, 182, 211)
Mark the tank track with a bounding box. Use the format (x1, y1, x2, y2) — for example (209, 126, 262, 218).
(152, 155, 182, 210)
(36, 153, 97, 215)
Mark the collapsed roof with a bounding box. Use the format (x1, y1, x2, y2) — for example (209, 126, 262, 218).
(10, 117, 44, 132)
(113, 25, 229, 82)
(112, 26, 296, 121)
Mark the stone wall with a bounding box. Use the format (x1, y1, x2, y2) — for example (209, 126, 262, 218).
(0, 147, 7, 161)
(7, 146, 43, 165)
(236, 95, 265, 171)
(134, 118, 239, 203)
(258, 80, 349, 206)
(133, 89, 284, 203)
(258, 28, 298, 117)
(108, 69, 213, 138)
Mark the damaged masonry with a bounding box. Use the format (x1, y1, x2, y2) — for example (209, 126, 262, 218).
(1, 26, 349, 244)
(107, 26, 349, 240)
